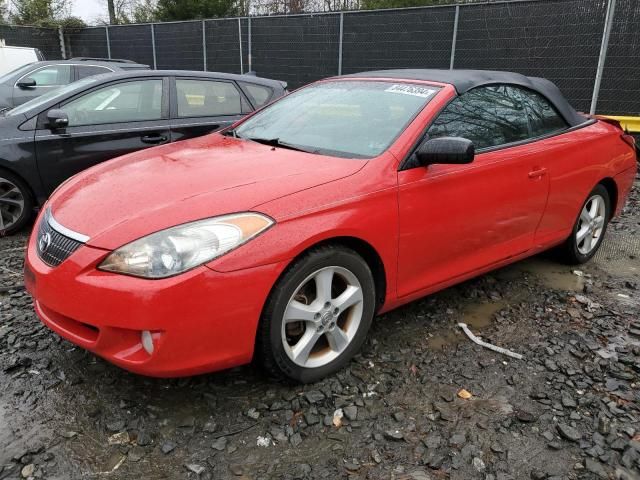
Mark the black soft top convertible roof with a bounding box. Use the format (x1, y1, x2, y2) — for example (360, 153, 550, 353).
(343, 69, 587, 127)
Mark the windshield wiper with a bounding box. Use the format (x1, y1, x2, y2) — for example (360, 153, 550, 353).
(222, 128, 240, 138)
(246, 137, 317, 154)
(239, 137, 318, 153)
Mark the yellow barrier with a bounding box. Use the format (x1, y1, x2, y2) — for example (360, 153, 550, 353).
(603, 116, 640, 133)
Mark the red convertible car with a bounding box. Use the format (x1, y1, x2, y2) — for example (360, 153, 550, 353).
(25, 69, 637, 382)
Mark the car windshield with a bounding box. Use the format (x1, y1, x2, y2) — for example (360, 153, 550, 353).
(0, 63, 35, 84)
(7, 77, 100, 117)
(233, 80, 440, 158)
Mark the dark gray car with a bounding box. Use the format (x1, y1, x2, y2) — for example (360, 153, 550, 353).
(0, 57, 149, 110)
(0, 70, 286, 234)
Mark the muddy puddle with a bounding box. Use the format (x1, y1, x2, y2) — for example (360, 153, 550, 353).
(426, 256, 592, 351)
(498, 257, 586, 291)
(427, 301, 506, 351)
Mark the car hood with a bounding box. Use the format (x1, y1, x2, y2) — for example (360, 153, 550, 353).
(50, 134, 366, 250)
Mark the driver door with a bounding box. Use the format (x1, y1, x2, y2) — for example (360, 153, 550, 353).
(34, 77, 170, 195)
(396, 85, 550, 297)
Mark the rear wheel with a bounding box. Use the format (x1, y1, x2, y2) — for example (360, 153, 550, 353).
(0, 170, 33, 235)
(557, 184, 610, 264)
(256, 246, 376, 383)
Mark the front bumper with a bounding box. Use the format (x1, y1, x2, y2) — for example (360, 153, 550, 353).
(25, 231, 285, 377)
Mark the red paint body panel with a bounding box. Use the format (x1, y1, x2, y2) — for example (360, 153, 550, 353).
(25, 77, 638, 377)
(533, 120, 636, 245)
(26, 215, 287, 376)
(397, 141, 550, 297)
(52, 133, 366, 250)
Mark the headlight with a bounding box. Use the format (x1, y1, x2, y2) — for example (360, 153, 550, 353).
(99, 213, 273, 278)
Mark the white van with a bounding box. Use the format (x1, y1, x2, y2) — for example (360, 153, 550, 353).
(0, 41, 45, 76)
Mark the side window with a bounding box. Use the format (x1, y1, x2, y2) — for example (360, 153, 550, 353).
(23, 65, 72, 87)
(241, 82, 273, 108)
(61, 79, 163, 126)
(176, 79, 243, 117)
(76, 65, 112, 80)
(518, 88, 568, 137)
(427, 85, 529, 150)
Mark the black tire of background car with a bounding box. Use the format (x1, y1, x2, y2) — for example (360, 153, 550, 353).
(557, 183, 611, 265)
(0, 169, 33, 236)
(255, 245, 376, 383)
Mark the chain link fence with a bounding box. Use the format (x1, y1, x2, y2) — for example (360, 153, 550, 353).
(205, 18, 244, 74)
(1, 0, 638, 115)
(342, 6, 456, 73)
(64, 27, 109, 59)
(251, 14, 341, 88)
(598, 0, 640, 116)
(108, 24, 155, 67)
(454, 0, 608, 113)
(0, 24, 61, 59)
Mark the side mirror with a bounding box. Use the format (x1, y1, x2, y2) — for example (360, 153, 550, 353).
(47, 109, 69, 130)
(416, 137, 475, 166)
(17, 78, 37, 89)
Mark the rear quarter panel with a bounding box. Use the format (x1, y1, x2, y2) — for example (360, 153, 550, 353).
(534, 120, 636, 246)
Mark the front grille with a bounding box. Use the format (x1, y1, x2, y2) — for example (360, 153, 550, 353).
(36, 212, 85, 267)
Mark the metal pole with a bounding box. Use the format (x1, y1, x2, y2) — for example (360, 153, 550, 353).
(238, 18, 244, 74)
(338, 12, 344, 75)
(202, 20, 207, 71)
(58, 26, 66, 59)
(105, 26, 111, 59)
(248, 17, 252, 72)
(151, 24, 157, 69)
(449, 5, 459, 70)
(590, 0, 616, 115)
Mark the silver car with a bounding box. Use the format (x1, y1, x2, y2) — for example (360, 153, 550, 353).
(0, 57, 149, 111)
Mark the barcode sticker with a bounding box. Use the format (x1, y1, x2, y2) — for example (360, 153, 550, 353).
(385, 84, 437, 98)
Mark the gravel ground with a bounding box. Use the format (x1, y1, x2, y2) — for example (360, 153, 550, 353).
(1, 181, 639, 480)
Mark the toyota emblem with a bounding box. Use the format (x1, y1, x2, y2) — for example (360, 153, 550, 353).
(38, 232, 52, 253)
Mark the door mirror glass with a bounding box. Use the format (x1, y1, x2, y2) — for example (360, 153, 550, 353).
(416, 137, 475, 166)
(47, 109, 69, 130)
(17, 77, 37, 89)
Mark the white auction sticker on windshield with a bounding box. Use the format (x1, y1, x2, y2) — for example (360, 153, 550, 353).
(385, 84, 437, 98)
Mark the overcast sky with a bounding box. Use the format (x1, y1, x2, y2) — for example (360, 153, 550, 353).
(71, 0, 105, 23)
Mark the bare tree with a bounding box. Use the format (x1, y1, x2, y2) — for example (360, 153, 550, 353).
(107, 0, 116, 23)
(0, 0, 8, 22)
(98, 0, 156, 24)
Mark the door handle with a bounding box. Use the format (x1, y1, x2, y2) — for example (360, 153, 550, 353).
(141, 134, 168, 144)
(528, 167, 547, 179)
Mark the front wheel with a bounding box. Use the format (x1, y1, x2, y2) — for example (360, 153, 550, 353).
(256, 246, 376, 383)
(557, 184, 610, 264)
(0, 170, 33, 235)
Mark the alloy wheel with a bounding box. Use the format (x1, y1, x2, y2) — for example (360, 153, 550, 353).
(281, 266, 364, 369)
(0, 176, 25, 232)
(576, 194, 606, 255)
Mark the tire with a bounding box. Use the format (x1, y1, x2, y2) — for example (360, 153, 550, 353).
(256, 245, 376, 383)
(0, 169, 33, 236)
(557, 184, 611, 265)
